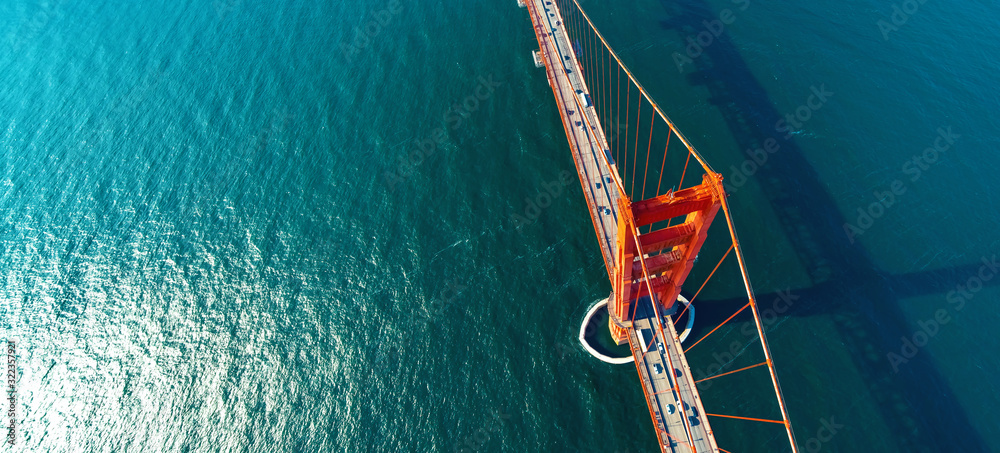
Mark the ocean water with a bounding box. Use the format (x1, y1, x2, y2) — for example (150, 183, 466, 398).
(1, 0, 998, 451)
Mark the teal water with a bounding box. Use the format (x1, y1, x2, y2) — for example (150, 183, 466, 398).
(2, 0, 998, 451)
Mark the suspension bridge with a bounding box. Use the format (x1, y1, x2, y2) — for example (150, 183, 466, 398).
(521, 0, 798, 451)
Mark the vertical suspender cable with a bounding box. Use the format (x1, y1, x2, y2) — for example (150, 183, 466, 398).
(601, 45, 607, 150)
(594, 26, 604, 131)
(583, 17, 589, 79)
(650, 130, 671, 232)
(604, 48, 614, 139)
(616, 64, 621, 165)
(678, 151, 692, 191)
(623, 83, 630, 184)
(640, 112, 654, 200)
(667, 151, 693, 228)
(655, 130, 671, 198)
(630, 95, 641, 199)
(586, 21, 593, 97)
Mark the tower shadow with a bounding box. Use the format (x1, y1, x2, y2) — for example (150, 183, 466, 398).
(655, 1, 991, 450)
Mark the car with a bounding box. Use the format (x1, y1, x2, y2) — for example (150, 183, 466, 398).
(654, 363, 663, 374)
(666, 404, 675, 415)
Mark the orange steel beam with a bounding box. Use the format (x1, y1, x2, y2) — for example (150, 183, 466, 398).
(608, 195, 638, 342)
(694, 361, 768, 384)
(638, 223, 694, 254)
(632, 183, 716, 227)
(630, 249, 682, 276)
(684, 301, 751, 354)
(674, 244, 733, 325)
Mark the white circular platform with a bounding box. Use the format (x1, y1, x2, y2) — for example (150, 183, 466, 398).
(579, 295, 694, 364)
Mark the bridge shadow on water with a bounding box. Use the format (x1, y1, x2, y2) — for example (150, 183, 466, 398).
(655, 1, 993, 450)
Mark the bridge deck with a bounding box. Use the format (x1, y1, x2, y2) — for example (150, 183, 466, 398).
(527, 0, 620, 275)
(630, 298, 718, 452)
(525, 1, 719, 451)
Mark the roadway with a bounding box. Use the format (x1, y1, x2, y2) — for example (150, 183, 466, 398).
(630, 297, 718, 452)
